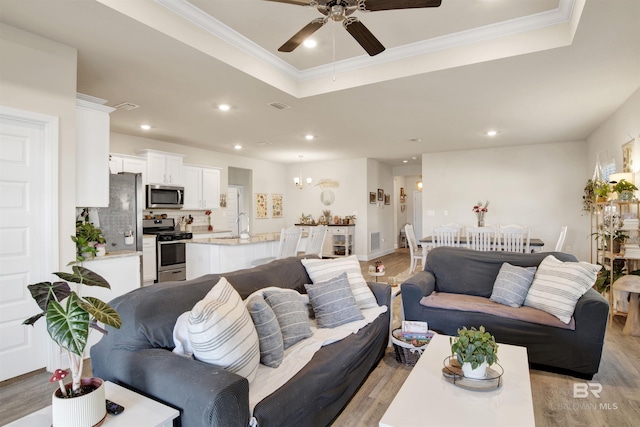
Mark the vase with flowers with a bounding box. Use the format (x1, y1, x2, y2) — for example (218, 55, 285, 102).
(472, 201, 489, 227)
(205, 210, 213, 231)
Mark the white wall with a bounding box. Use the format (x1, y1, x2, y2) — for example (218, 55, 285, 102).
(0, 23, 78, 268)
(366, 159, 395, 259)
(422, 141, 590, 260)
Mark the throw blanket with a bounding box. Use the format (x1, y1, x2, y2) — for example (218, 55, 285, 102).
(420, 292, 575, 330)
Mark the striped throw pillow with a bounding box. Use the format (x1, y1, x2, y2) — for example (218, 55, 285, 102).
(304, 272, 364, 328)
(523, 255, 601, 324)
(490, 263, 537, 308)
(263, 289, 313, 349)
(302, 255, 378, 309)
(188, 277, 260, 381)
(246, 294, 284, 368)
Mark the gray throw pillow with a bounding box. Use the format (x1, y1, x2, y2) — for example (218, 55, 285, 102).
(304, 272, 365, 328)
(490, 263, 537, 308)
(263, 289, 313, 349)
(246, 295, 284, 368)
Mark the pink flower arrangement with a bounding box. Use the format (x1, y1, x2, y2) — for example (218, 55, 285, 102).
(472, 201, 489, 226)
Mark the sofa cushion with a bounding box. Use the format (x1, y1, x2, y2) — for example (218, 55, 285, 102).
(304, 272, 364, 328)
(246, 294, 284, 368)
(490, 263, 537, 307)
(301, 255, 378, 309)
(263, 289, 313, 349)
(188, 277, 260, 381)
(523, 255, 601, 324)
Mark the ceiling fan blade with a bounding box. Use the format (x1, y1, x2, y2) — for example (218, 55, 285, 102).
(343, 18, 385, 56)
(263, 0, 312, 6)
(359, 0, 442, 12)
(278, 18, 327, 52)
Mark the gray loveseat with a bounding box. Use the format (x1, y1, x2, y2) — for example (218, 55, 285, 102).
(91, 255, 390, 427)
(401, 247, 609, 378)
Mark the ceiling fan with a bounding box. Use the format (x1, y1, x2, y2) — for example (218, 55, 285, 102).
(266, 0, 442, 56)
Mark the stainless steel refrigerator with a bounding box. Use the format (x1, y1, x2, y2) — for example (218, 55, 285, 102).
(97, 172, 143, 253)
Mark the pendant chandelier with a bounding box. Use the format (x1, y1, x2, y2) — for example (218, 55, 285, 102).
(294, 155, 312, 189)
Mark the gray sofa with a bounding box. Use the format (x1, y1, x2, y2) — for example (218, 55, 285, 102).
(91, 255, 390, 427)
(401, 247, 609, 379)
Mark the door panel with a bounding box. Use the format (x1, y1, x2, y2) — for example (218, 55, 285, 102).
(0, 111, 57, 381)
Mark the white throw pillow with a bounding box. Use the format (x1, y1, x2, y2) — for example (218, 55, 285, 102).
(188, 277, 260, 382)
(523, 255, 601, 324)
(301, 255, 378, 309)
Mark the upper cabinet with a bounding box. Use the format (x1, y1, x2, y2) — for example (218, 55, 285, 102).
(109, 153, 146, 179)
(137, 149, 184, 186)
(76, 93, 115, 207)
(183, 165, 221, 210)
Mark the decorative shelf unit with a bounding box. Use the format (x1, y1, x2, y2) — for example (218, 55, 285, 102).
(591, 199, 640, 318)
(296, 224, 355, 258)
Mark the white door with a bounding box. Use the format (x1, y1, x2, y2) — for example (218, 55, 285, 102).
(227, 186, 243, 236)
(413, 190, 423, 241)
(0, 108, 58, 381)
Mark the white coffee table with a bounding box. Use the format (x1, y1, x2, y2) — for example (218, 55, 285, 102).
(6, 381, 179, 427)
(380, 334, 535, 427)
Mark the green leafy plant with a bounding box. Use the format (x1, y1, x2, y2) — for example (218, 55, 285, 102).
(593, 180, 611, 200)
(23, 265, 121, 396)
(73, 221, 106, 262)
(582, 179, 597, 213)
(449, 326, 498, 369)
(611, 179, 638, 193)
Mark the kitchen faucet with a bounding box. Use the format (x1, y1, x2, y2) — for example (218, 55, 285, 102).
(237, 212, 250, 239)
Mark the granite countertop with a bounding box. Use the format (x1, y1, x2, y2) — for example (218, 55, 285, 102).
(84, 250, 142, 261)
(189, 231, 307, 246)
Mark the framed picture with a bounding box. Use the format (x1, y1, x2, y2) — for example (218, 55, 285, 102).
(384, 194, 390, 205)
(271, 194, 283, 218)
(256, 193, 267, 219)
(369, 192, 376, 204)
(377, 188, 384, 201)
(622, 139, 634, 173)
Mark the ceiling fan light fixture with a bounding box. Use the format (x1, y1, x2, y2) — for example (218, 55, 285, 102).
(303, 39, 317, 48)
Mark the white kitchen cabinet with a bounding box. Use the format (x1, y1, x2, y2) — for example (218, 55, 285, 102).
(110, 153, 146, 181)
(142, 236, 157, 284)
(137, 149, 184, 185)
(76, 94, 115, 207)
(183, 165, 221, 210)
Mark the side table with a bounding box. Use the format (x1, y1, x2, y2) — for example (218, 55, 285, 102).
(6, 381, 179, 427)
(369, 271, 385, 282)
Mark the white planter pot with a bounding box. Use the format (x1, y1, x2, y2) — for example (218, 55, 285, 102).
(52, 377, 106, 427)
(462, 361, 488, 379)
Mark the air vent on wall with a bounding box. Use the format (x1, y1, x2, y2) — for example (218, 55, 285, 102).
(268, 101, 291, 110)
(113, 102, 140, 111)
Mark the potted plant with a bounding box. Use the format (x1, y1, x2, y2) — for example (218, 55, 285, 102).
(593, 180, 611, 202)
(23, 259, 122, 426)
(592, 212, 628, 254)
(582, 179, 597, 213)
(611, 179, 638, 201)
(73, 220, 106, 262)
(449, 326, 499, 379)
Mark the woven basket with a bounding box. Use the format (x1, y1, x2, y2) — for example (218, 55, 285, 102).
(391, 328, 434, 366)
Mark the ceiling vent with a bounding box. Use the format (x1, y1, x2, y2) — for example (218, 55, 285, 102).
(113, 102, 140, 111)
(268, 101, 291, 110)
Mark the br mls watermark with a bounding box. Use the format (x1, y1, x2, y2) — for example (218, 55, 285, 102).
(556, 382, 618, 411)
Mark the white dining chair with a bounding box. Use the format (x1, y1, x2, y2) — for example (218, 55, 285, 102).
(497, 225, 530, 253)
(555, 226, 568, 251)
(466, 227, 496, 252)
(405, 224, 425, 273)
(304, 225, 327, 258)
(252, 226, 302, 267)
(432, 225, 461, 248)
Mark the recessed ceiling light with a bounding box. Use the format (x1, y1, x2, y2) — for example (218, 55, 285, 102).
(305, 134, 314, 141)
(412, 156, 417, 160)
(486, 130, 498, 137)
(233, 144, 242, 150)
(218, 104, 231, 111)
(403, 160, 408, 163)
(140, 124, 151, 130)
(303, 39, 317, 48)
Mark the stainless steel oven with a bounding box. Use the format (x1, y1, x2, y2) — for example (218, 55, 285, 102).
(143, 218, 191, 283)
(157, 240, 187, 282)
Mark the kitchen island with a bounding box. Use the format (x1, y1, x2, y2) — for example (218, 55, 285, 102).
(186, 232, 306, 279)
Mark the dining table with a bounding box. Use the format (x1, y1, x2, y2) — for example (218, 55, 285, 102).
(420, 236, 545, 253)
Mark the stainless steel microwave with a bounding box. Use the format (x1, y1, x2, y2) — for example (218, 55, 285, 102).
(146, 184, 184, 209)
